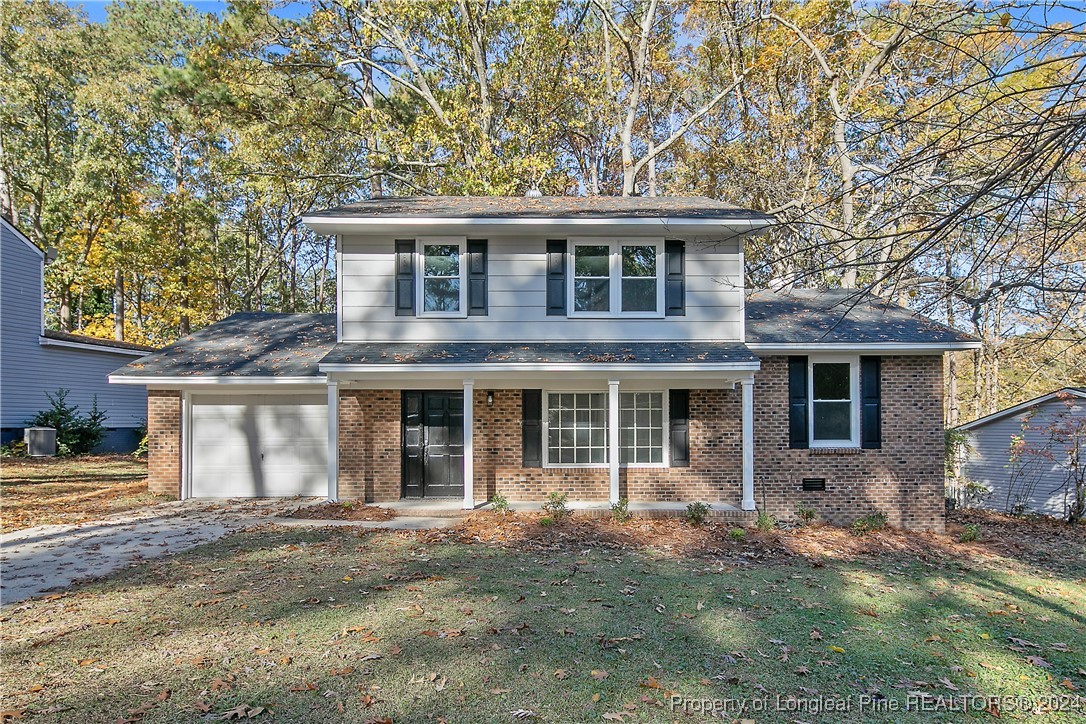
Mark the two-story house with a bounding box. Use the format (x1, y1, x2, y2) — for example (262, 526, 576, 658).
(110, 197, 980, 530)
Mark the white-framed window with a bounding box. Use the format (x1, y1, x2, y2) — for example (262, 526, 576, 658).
(568, 239, 664, 317)
(543, 390, 668, 467)
(417, 237, 467, 316)
(808, 356, 860, 447)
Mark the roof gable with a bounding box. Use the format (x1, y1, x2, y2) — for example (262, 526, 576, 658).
(957, 387, 1086, 430)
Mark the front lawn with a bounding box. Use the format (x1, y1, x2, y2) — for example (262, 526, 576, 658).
(0, 455, 163, 533)
(1, 514, 1083, 722)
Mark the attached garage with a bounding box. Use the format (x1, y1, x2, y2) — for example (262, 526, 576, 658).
(189, 393, 328, 498)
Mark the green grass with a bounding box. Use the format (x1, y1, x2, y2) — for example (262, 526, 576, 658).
(1, 522, 1083, 722)
(0, 454, 163, 532)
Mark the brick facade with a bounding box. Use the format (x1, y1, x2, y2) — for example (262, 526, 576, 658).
(754, 355, 946, 532)
(146, 390, 182, 498)
(337, 389, 402, 501)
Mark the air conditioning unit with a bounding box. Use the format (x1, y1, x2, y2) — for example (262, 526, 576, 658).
(24, 427, 57, 457)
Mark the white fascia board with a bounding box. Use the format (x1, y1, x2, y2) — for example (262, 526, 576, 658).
(108, 375, 327, 386)
(747, 341, 982, 354)
(302, 215, 775, 236)
(319, 362, 760, 374)
(956, 388, 1086, 431)
(41, 336, 151, 357)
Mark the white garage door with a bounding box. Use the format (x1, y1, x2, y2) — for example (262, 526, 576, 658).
(190, 393, 328, 498)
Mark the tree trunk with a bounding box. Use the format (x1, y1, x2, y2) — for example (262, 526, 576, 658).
(834, 109, 858, 288)
(113, 268, 125, 341)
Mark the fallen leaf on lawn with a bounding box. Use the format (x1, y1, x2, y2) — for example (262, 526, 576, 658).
(938, 678, 959, 691)
(857, 608, 878, 618)
(191, 656, 211, 669)
(359, 652, 383, 662)
(1061, 679, 1078, 691)
(194, 701, 212, 713)
(1025, 656, 1052, 668)
(489, 688, 510, 695)
(602, 714, 630, 722)
(1049, 642, 1071, 652)
(810, 629, 823, 640)
(358, 694, 378, 708)
(289, 681, 317, 692)
(329, 667, 355, 676)
(828, 645, 845, 654)
(76, 658, 99, 667)
(280, 656, 293, 665)
(510, 710, 538, 719)
(94, 619, 121, 627)
(215, 704, 265, 720)
(639, 676, 661, 689)
(193, 598, 224, 608)
(925, 635, 943, 643)
(978, 661, 1003, 671)
(554, 669, 570, 680)
(388, 645, 402, 656)
(794, 666, 810, 675)
(362, 718, 391, 724)
(590, 670, 609, 681)
(592, 693, 601, 703)
(420, 630, 438, 637)
(0, 711, 25, 721)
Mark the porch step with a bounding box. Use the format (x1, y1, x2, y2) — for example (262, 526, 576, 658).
(374, 500, 757, 521)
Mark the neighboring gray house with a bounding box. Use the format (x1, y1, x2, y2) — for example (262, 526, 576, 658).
(0, 217, 154, 452)
(957, 387, 1086, 518)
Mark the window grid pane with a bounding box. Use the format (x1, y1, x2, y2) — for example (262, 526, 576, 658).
(547, 393, 607, 465)
(620, 392, 663, 464)
(422, 244, 461, 312)
(811, 363, 852, 441)
(621, 245, 657, 312)
(574, 245, 610, 312)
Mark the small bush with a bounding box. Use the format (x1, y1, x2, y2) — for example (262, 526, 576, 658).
(685, 501, 711, 526)
(132, 419, 148, 458)
(611, 497, 632, 524)
(27, 389, 107, 456)
(490, 493, 511, 514)
(542, 491, 569, 520)
(795, 505, 817, 524)
(0, 440, 27, 458)
(756, 510, 776, 532)
(959, 523, 980, 542)
(539, 515, 555, 527)
(728, 527, 746, 541)
(341, 501, 354, 510)
(851, 511, 888, 536)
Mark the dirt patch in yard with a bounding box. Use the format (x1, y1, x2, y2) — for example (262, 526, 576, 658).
(0, 454, 163, 532)
(424, 508, 1085, 574)
(285, 500, 397, 521)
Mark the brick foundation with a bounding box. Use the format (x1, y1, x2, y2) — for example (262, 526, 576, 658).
(147, 390, 182, 498)
(754, 356, 946, 532)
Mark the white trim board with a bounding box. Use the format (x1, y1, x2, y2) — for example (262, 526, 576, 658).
(303, 216, 774, 235)
(319, 362, 760, 374)
(746, 342, 981, 354)
(956, 388, 1086, 431)
(109, 375, 327, 387)
(40, 336, 151, 357)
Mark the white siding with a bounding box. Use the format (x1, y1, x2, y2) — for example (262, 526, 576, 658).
(960, 396, 1086, 518)
(0, 221, 147, 431)
(338, 234, 744, 342)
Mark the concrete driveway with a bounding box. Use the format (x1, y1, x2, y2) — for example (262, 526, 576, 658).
(0, 499, 293, 605)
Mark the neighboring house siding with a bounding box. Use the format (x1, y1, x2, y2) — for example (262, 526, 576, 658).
(0, 221, 147, 446)
(961, 397, 1085, 518)
(754, 355, 946, 532)
(338, 234, 744, 341)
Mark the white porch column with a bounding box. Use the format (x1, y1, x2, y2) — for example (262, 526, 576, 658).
(608, 379, 620, 504)
(327, 379, 339, 502)
(741, 377, 756, 511)
(463, 379, 475, 509)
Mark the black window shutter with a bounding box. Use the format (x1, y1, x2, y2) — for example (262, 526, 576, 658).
(467, 239, 488, 316)
(545, 240, 566, 316)
(522, 389, 543, 467)
(860, 356, 882, 449)
(402, 391, 424, 497)
(788, 356, 809, 449)
(664, 240, 685, 316)
(395, 239, 415, 316)
(669, 389, 690, 466)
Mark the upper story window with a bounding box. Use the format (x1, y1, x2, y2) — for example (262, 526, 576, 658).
(418, 238, 466, 316)
(568, 239, 663, 317)
(809, 358, 859, 447)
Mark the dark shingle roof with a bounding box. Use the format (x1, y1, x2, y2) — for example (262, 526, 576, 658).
(112, 291, 978, 379)
(745, 289, 979, 345)
(111, 313, 336, 378)
(320, 342, 756, 367)
(42, 329, 156, 353)
(305, 196, 773, 221)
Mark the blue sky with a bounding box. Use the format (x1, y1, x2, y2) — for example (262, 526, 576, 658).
(67, 1, 309, 24)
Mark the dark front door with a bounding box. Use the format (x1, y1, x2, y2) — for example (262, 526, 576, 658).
(402, 391, 464, 498)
